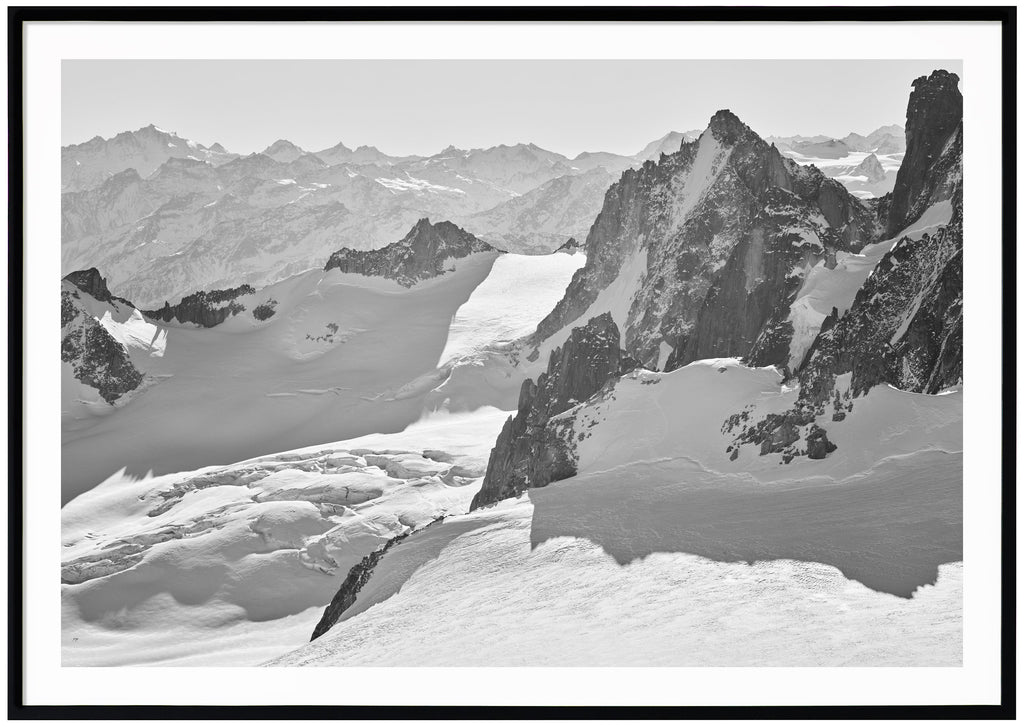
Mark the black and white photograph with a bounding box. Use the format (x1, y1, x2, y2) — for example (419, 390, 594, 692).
(11, 7, 1013, 717)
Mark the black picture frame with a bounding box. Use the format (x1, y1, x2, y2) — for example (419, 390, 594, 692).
(8, 5, 1016, 719)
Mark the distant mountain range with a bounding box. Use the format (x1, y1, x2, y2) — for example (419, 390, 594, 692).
(62, 123, 903, 308)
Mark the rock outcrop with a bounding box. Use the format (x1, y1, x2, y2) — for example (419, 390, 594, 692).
(144, 284, 255, 327)
(471, 313, 630, 510)
(61, 277, 144, 404)
(310, 529, 414, 641)
(885, 70, 962, 236)
(63, 267, 136, 308)
(324, 218, 497, 287)
(556, 237, 581, 253)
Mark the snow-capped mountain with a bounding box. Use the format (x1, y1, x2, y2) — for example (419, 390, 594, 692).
(60, 135, 630, 306)
(62, 124, 899, 308)
(524, 108, 878, 378)
(62, 124, 238, 193)
(473, 69, 961, 508)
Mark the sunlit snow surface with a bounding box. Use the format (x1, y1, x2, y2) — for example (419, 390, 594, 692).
(61, 408, 510, 667)
(271, 361, 962, 667)
(270, 501, 961, 667)
(437, 252, 585, 366)
(62, 245, 961, 667)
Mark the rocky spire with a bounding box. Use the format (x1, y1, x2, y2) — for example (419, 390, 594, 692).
(886, 70, 962, 235)
(471, 313, 633, 510)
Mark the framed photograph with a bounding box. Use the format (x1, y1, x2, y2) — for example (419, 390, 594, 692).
(10, 4, 1015, 718)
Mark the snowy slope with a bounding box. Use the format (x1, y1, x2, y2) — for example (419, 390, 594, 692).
(62, 249, 584, 503)
(61, 255, 496, 502)
(270, 359, 962, 667)
(61, 407, 508, 667)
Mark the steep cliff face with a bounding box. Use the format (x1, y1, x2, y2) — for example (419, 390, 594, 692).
(471, 313, 631, 510)
(324, 218, 498, 287)
(144, 283, 256, 328)
(63, 267, 136, 307)
(729, 70, 963, 463)
(61, 273, 145, 404)
(529, 110, 878, 373)
(885, 70, 963, 236)
(797, 196, 963, 406)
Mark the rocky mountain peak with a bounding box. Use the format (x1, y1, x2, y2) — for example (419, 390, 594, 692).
(324, 218, 497, 287)
(63, 268, 115, 303)
(887, 70, 962, 235)
(707, 109, 755, 145)
(851, 153, 886, 184)
(61, 272, 145, 404)
(209, 142, 227, 153)
(530, 104, 876, 373)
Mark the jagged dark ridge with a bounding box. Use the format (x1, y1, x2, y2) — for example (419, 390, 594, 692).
(63, 268, 137, 309)
(472, 313, 636, 510)
(144, 284, 256, 328)
(324, 218, 498, 287)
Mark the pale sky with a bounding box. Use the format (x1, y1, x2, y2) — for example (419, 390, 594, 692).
(62, 60, 962, 158)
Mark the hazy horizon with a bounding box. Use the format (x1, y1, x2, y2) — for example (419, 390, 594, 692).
(62, 59, 962, 158)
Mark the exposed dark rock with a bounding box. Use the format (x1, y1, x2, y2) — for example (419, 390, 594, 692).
(885, 70, 962, 236)
(144, 283, 255, 327)
(324, 218, 497, 287)
(252, 299, 278, 321)
(529, 109, 877, 374)
(471, 313, 623, 510)
(62, 268, 136, 309)
(797, 199, 963, 405)
(806, 425, 838, 459)
(310, 528, 416, 641)
(61, 286, 144, 404)
(727, 70, 963, 463)
(556, 237, 580, 253)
